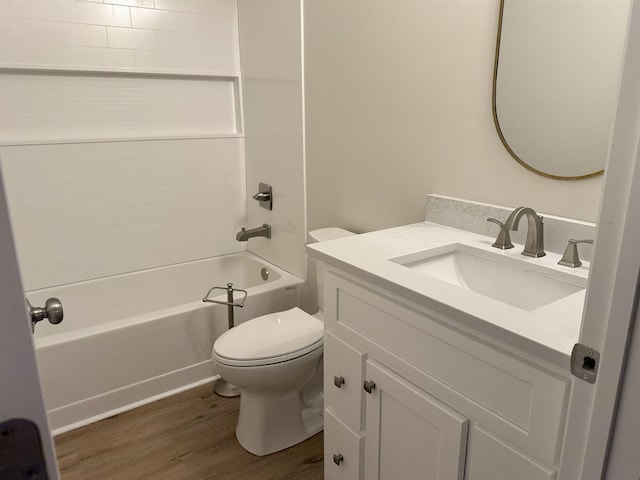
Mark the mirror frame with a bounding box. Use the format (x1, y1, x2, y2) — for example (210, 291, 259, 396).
(492, 0, 605, 181)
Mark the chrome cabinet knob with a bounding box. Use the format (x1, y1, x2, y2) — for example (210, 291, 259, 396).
(27, 297, 63, 332)
(333, 453, 344, 465)
(364, 380, 376, 394)
(334, 376, 345, 388)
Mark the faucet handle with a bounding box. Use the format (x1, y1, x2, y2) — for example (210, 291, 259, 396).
(487, 218, 514, 250)
(558, 239, 594, 268)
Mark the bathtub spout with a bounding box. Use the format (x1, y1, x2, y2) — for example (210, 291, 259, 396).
(236, 224, 271, 241)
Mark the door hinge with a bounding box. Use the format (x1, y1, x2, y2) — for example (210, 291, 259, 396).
(571, 343, 600, 384)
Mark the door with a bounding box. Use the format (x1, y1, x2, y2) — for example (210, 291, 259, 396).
(0, 167, 60, 479)
(560, 2, 640, 479)
(363, 361, 468, 480)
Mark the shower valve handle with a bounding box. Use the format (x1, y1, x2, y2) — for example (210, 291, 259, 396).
(252, 192, 271, 201)
(252, 183, 273, 210)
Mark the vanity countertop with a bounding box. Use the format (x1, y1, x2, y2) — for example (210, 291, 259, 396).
(307, 221, 589, 368)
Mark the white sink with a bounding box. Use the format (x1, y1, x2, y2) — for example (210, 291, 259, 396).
(390, 243, 586, 311)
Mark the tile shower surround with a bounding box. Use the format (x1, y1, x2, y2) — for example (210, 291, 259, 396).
(0, 0, 246, 290)
(0, 0, 239, 73)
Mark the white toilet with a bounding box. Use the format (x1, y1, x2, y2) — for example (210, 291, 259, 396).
(212, 228, 355, 456)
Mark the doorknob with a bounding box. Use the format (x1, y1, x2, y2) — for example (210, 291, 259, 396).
(27, 298, 63, 332)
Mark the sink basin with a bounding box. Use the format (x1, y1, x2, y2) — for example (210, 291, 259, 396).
(390, 243, 586, 311)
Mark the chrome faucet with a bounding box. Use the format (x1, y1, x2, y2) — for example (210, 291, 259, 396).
(236, 224, 271, 241)
(503, 207, 545, 258)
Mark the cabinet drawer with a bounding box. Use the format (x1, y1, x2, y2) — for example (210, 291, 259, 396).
(324, 408, 364, 480)
(324, 331, 366, 431)
(325, 271, 569, 464)
(466, 426, 556, 480)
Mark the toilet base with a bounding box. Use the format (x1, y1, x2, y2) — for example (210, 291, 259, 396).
(235, 388, 323, 456)
(213, 378, 241, 398)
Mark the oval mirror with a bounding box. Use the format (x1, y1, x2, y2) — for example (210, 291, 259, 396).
(493, 0, 630, 180)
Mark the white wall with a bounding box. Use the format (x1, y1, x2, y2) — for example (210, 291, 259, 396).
(237, 0, 307, 278)
(304, 0, 604, 233)
(0, 0, 246, 290)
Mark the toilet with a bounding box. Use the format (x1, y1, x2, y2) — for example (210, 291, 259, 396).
(212, 228, 355, 456)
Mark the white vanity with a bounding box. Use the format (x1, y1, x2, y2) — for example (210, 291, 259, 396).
(307, 197, 594, 480)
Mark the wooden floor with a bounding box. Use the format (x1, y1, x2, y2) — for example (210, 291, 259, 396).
(54, 382, 324, 480)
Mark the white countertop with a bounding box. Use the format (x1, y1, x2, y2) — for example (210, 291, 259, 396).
(307, 221, 589, 368)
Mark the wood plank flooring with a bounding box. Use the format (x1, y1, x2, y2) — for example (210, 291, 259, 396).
(54, 382, 324, 480)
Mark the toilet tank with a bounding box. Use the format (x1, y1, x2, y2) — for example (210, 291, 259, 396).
(308, 228, 355, 313)
(308, 228, 356, 243)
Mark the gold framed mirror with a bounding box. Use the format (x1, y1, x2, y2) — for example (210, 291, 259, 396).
(493, 0, 630, 180)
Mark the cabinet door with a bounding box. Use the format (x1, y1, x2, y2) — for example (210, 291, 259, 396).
(363, 361, 468, 480)
(324, 409, 364, 480)
(466, 426, 556, 480)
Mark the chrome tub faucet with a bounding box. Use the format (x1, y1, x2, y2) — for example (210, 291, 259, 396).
(236, 224, 271, 241)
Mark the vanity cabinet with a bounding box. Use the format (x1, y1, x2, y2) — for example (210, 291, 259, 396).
(322, 267, 571, 480)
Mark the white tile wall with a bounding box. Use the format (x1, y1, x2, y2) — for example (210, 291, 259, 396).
(0, 0, 239, 73)
(0, 0, 248, 290)
(77, 1, 131, 27)
(104, 1, 155, 8)
(0, 72, 238, 142)
(1, 139, 247, 290)
(13, 0, 78, 23)
(106, 26, 157, 50)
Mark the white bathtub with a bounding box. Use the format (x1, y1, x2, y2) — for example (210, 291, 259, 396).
(28, 252, 303, 434)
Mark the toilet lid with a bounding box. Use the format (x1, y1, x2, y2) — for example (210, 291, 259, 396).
(213, 307, 323, 365)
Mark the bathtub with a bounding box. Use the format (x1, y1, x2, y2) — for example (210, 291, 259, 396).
(28, 252, 303, 435)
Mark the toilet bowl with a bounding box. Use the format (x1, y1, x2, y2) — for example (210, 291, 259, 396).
(213, 307, 324, 455)
(211, 228, 355, 456)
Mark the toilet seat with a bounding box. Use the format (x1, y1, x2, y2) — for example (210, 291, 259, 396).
(213, 307, 323, 367)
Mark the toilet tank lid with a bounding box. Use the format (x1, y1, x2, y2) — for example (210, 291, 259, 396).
(308, 228, 356, 243)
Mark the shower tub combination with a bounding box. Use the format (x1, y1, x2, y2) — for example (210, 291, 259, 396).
(29, 252, 302, 434)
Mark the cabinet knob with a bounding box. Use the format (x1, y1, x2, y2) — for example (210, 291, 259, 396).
(364, 380, 376, 394)
(334, 376, 345, 388)
(333, 453, 344, 465)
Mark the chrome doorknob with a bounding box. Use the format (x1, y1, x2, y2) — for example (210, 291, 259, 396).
(27, 297, 63, 332)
